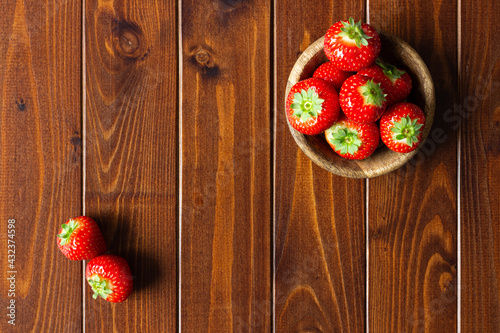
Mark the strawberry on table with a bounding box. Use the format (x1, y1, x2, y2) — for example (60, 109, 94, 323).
(286, 77, 340, 135)
(325, 114, 380, 160)
(313, 61, 353, 91)
(86, 255, 133, 303)
(339, 74, 387, 123)
(57, 216, 106, 260)
(358, 59, 412, 106)
(324, 17, 381, 72)
(380, 102, 426, 153)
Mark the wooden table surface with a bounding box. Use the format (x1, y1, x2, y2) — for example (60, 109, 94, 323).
(1, 0, 499, 332)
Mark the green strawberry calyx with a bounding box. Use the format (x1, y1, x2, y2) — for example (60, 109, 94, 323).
(337, 17, 372, 48)
(290, 88, 324, 122)
(88, 275, 113, 300)
(330, 128, 362, 155)
(57, 219, 79, 246)
(376, 59, 405, 80)
(390, 115, 423, 146)
(359, 79, 386, 107)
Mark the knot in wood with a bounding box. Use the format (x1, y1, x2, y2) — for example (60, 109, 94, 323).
(112, 23, 147, 61)
(190, 46, 219, 76)
(119, 29, 140, 55)
(16, 99, 26, 111)
(439, 272, 454, 293)
(195, 48, 211, 66)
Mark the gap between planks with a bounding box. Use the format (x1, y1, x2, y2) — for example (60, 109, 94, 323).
(456, 0, 462, 330)
(82, 0, 87, 331)
(366, 4, 370, 333)
(177, 0, 183, 331)
(271, 0, 277, 331)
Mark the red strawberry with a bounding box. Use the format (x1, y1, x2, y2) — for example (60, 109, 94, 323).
(325, 114, 380, 160)
(358, 59, 412, 106)
(286, 77, 340, 135)
(57, 216, 106, 260)
(324, 17, 381, 71)
(86, 255, 133, 303)
(339, 74, 387, 123)
(312, 61, 353, 91)
(380, 102, 426, 153)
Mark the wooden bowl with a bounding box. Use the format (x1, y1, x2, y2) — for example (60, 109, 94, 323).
(285, 32, 435, 178)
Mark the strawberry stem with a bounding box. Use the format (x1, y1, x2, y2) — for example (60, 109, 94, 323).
(376, 59, 405, 80)
(359, 79, 386, 107)
(390, 115, 423, 146)
(88, 275, 113, 300)
(337, 17, 372, 48)
(57, 219, 79, 246)
(329, 128, 362, 155)
(290, 88, 324, 122)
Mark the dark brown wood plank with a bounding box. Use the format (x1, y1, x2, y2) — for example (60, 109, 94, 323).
(84, 0, 177, 331)
(0, 0, 82, 331)
(461, 0, 500, 330)
(274, 2, 366, 332)
(180, 0, 271, 331)
(367, 1, 458, 332)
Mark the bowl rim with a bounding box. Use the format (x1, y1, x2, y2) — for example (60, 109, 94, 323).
(285, 31, 435, 179)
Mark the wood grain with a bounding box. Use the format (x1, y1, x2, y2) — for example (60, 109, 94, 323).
(274, 1, 366, 332)
(0, 0, 82, 331)
(367, 1, 458, 332)
(1, 1, 498, 331)
(460, 0, 500, 330)
(180, 0, 271, 331)
(85, 0, 177, 331)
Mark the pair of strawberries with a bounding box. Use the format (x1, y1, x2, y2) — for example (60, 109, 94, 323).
(286, 18, 426, 160)
(57, 216, 133, 303)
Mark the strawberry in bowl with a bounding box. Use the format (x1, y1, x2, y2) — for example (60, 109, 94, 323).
(339, 74, 387, 123)
(325, 114, 380, 160)
(358, 59, 412, 106)
(286, 77, 340, 135)
(380, 102, 426, 153)
(312, 61, 353, 91)
(324, 17, 381, 72)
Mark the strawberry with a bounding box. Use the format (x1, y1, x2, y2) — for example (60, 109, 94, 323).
(57, 216, 106, 260)
(358, 59, 412, 106)
(312, 61, 353, 91)
(286, 77, 340, 135)
(325, 114, 380, 160)
(324, 17, 381, 72)
(339, 74, 387, 123)
(380, 102, 426, 153)
(86, 255, 133, 303)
